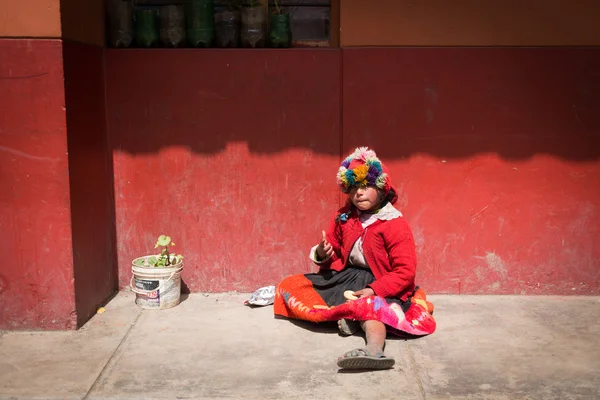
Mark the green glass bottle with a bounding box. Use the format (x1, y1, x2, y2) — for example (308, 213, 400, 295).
(185, 0, 215, 48)
(135, 9, 159, 48)
(269, 12, 291, 48)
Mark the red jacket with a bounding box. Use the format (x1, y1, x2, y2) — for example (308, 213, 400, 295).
(316, 205, 417, 301)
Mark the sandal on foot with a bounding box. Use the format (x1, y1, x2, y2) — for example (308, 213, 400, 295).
(338, 319, 360, 336)
(336, 348, 395, 370)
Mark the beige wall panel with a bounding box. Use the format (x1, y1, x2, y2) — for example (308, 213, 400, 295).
(0, 0, 62, 38)
(341, 0, 600, 46)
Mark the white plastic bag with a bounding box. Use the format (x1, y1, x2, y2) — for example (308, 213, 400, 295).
(244, 285, 276, 306)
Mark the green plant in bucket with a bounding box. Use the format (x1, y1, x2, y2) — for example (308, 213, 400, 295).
(133, 235, 183, 267)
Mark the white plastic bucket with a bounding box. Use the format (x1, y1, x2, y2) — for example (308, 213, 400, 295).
(130, 256, 183, 310)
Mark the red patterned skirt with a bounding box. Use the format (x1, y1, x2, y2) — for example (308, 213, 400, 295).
(273, 267, 436, 337)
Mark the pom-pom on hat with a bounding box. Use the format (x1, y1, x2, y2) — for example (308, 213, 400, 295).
(337, 147, 398, 204)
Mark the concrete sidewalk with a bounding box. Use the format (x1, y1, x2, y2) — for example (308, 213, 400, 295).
(1, 292, 599, 400)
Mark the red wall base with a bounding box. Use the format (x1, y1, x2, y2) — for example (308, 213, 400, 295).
(0, 39, 77, 329)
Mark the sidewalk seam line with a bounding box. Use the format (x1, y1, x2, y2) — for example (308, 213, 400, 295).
(405, 341, 427, 400)
(82, 309, 144, 400)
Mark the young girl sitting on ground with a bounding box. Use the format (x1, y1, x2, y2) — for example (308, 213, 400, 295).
(273, 147, 435, 370)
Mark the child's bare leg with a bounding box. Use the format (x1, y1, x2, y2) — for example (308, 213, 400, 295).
(338, 319, 360, 336)
(360, 320, 386, 355)
(337, 319, 394, 369)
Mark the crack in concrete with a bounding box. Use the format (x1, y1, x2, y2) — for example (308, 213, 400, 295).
(82, 309, 144, 400)
(405, 341, 427, 400)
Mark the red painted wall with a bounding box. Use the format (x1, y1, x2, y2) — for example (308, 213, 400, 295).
(0, 39, 77, 329)
(105, 49, 342, 291)
(343, 48, 600, 294)
(63, 41, 118, 327)
(106, 48, 600, 295)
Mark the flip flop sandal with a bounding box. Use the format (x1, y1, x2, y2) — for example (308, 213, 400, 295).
(336, 348, 395, 370)
(338, 319, 360, 336)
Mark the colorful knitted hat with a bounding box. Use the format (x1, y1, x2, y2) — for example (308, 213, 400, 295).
(336, 147, 398, 204)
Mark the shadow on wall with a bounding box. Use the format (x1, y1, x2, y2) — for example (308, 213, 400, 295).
(343, 48, 600, 161)
(105, 48, 600, 161)
(63, 41, 119, 327)
(105, 49, 341, 159)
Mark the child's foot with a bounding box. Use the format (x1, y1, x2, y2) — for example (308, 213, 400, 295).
(337, 319, 360, 336)
(336, 348, 395, 370)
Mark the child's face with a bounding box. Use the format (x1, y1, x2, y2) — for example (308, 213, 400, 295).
(349, 186, 382, 211)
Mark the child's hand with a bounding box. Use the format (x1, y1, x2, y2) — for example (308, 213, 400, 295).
(316, 230, 334, 260)
(353, 288, 375, 298)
